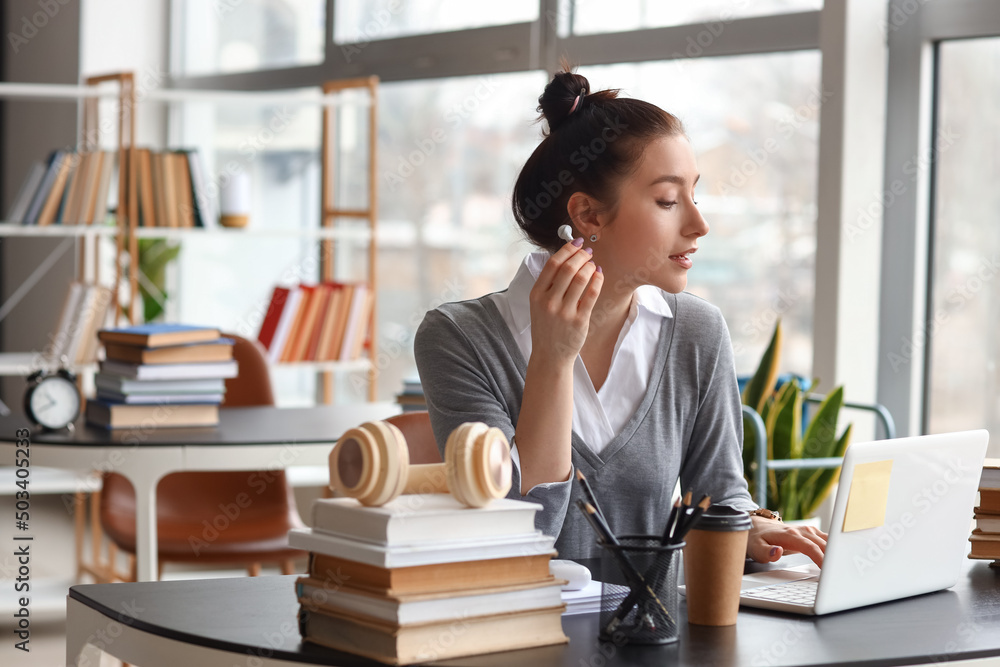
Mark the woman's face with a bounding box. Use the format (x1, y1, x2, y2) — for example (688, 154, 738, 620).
(597, 135, 708, 294)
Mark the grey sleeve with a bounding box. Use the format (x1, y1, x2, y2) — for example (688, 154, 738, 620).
(413, 309, 573, 537)
(679, 312, 758, 513)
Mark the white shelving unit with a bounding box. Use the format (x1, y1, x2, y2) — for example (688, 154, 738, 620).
(0, 76, 380, 402)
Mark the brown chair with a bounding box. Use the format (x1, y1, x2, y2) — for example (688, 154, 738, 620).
(97, 333, 306, 581)
(385, 411, 442, 464)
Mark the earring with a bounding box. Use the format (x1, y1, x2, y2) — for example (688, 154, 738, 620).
(590, 234, 598, 242)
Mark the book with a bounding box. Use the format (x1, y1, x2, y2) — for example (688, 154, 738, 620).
(99, 359, 239, 380)
(186, 150, 214, 228)
(315, 284, 344, 362)
(85, 400, 219, 429)
(349, 287, 375, 360)
(305, 283, 334, 361)
(6, 160, 46, 223)
(46, 282, 87, 363)
(74, 285, 113, 364)
(79, 151, 105, 225)
(174, 151, 195, 228)
(35, 153, 73, 226)
(981, 459, 1000, 490)
(64, 152, 93, 224)
(980, 488, 1000, 511)
(23, 150, 64, 225)
(103, 339, 234, 365)
(325, 284, 355, 361)
(296, 577, 563, 626)
(257, 287, 290, 351)
(95, 389, 225, 405)
(307, 552, 555, 597)
(94, 374, 226, 395)
(288, 529, 555, 569)
(89, 150, 115, 224)
(339, 284, 368, 360)
(98, 323, 220, 347)
(974, 514, 1000, 533)
(151, 151, 168, 228)
(137, 148, 156, 227)
(266, 287, 303, 363)
(311, 495, 540, 546)
(162, 151, 178, 227)
(282, 284, 316, 362)
(298, 604, 567, 665)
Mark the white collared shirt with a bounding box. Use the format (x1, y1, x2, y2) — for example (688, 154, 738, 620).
(488, 252, 674, 456)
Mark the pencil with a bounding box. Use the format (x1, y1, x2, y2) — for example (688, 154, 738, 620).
(675, 494, 711, 542)
(660, 497, 682, 545)
(576, 470, 608, 526)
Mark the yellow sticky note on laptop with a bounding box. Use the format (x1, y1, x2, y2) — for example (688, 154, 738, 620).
(842, 459, 894, 532)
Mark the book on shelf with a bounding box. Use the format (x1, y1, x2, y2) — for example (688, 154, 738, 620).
(46, 281, 113, 365)
(6, 150, 116, 226)
(99, 358, 238, 381)
(95, 389, 225, 405)
(5, 160, 46, 223)
(311, 495, 539, 546)
(94, 374, 227, 395)
(307, 551, 555, 597)
(288, 528, 555, 570)
(296, 576, 563, 626)
(103, 338, 234, 365)
(98, 323, 220, 347)
(257, 281, 372, 363)
(85, 400, 219, 429)
(298, 604, 567, 665)
(135, 148, 211, 228)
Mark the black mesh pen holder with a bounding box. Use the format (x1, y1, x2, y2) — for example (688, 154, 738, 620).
(597, 535, 684, 645)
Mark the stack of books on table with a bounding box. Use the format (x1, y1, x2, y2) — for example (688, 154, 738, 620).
(970, 458, 1000, 567)
(289, 494, 568, 665)
(85, 324, 238, 429)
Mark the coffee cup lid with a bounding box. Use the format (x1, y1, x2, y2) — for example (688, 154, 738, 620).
(691, 504, 753, 532)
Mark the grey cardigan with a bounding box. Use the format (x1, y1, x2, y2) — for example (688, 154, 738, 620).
(413, 290, 756, 559)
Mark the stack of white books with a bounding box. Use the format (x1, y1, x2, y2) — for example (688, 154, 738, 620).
(290, 494, 568, 665)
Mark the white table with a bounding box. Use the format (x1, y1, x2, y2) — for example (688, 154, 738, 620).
(0, 403, 399, 582)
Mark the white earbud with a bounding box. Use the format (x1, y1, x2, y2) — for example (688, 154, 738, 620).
(558, 225, 574, 243)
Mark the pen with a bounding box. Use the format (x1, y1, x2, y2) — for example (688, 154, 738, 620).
(575, 500, 673, 631)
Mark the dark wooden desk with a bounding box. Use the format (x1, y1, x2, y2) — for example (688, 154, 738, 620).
(0, 403, 399, 581)
(67, 558, 1000, 667)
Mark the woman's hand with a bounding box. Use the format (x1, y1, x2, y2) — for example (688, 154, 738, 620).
(528, 239, 603, 365)
(747, 516, 827, 568)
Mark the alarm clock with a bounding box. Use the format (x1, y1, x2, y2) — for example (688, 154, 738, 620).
(23, 368, 82, 431)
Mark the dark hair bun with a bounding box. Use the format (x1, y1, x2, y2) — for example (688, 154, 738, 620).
(537, 66, 622, 134)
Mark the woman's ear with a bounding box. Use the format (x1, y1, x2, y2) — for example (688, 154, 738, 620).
(567, 191, 602, 240)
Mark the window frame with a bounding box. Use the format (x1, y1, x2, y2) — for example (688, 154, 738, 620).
(879, 0, 1000, 436)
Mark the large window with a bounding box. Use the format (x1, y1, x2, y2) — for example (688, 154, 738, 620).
(174, 0, 325, 76)
(927, 38, 1000, 440)
(334, 0, 537, 42)
(567, 0, 821, 35)
(585, 52, 821, 376)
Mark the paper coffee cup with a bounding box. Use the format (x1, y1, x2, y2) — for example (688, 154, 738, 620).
(683, 505, 752, 626)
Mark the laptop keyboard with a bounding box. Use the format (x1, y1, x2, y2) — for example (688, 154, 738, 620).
(742, 580, 818, 606)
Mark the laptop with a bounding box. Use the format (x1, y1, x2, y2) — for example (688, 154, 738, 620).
(738, 429, 989, 615)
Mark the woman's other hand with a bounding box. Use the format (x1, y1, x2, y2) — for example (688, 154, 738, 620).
(747, 516, 827, 568)
(529, 239, 604, 365)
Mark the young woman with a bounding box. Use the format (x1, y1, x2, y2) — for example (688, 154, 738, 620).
(414, 68, 827, 565)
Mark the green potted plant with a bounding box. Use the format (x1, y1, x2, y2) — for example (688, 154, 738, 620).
(741, 321, 853, 522)
(136, 238, 181, 322)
